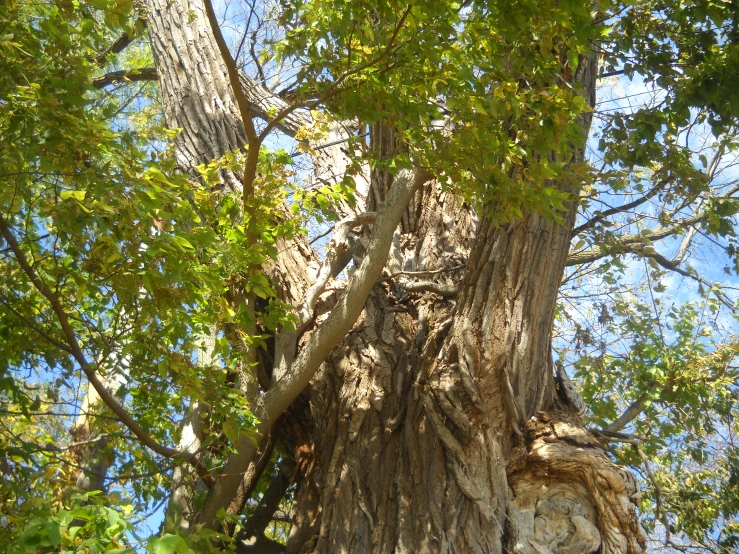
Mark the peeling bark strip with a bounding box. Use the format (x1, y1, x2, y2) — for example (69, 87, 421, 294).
(143, 0, 647, 551)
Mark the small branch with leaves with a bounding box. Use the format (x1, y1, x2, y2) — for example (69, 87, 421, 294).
(0, 215, 214, 487)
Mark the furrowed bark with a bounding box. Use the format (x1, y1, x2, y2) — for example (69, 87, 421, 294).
(282, 54, 645, 554)
(143, 0, 648, 551)
(197, 167, 430, 527)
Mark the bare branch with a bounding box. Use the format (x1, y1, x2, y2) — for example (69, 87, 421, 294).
(604, 392, 649, 434)
(226, 423, 279, 517)
(34, 433, 115, 453)
(572, 177, 670, 236)
(392, 279, 458, 297)
(249, 31, 266, 86)
(381, 263, 466, 282)
(639, 247, 737, 311)
(0, 294, 75, 354)
(236, 458, 293, 541)
(590, 428, 643, 444)
(238, 73, 312, 135)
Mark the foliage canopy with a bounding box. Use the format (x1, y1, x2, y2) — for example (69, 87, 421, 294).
(1, 0, 739, 552)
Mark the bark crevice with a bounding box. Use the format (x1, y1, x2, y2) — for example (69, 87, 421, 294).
(141, 1, 647, 550)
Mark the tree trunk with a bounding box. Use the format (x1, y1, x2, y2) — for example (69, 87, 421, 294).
(143, 0, 647, 551)
(286, 187, 646, 554)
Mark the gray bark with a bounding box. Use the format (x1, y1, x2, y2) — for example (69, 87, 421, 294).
(143, 0, 647, 552)
(166, 328, 216, 529)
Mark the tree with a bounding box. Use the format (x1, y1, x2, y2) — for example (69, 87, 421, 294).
(1, 0, 739, 553)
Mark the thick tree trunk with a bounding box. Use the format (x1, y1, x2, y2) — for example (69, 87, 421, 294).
(143, 0, 646, 551)
(279, 59, 646, 553)
(286, 199, 645, 553)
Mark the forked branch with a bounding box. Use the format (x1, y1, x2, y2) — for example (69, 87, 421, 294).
(296, 211, 377, 334)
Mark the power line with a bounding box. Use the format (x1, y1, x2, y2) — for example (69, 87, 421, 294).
(595, 90, 663, 106)
(291, 132, 369, 158)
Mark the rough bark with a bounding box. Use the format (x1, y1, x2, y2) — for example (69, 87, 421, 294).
(143, 0, 647, 552)
(145, 0, 315, 524)
(67, 373, 122, 492)
(282, 55, 646, 554)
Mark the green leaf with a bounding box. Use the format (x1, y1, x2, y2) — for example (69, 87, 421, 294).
(44, 520, 61, 547)
(59, 190, 86, 201)
(148, 534, 196, 554)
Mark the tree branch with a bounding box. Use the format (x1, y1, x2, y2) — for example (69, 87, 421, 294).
(226, 422, 279, 517)
(380, 264, 466, 281)
(0, 294, 75, 354)
(572, 177, 670, 236)
(236, 459, 293, 542)
(590, 428, 643, 444)
(635, 444, 671, 546)
(0, 215, 214, 487)
(92, 67, 158, 89)
(238, 73, 312, 136)
(197, 167, 433, 527)
(639, 246, 736, 311)
(296, 211, 376, 334)
(93, 19, 146, 66)
(392, 279, 458, 297)
(35, 433, 115, 453)
(604, 392, 649, 433)
(566, 182, 739, 266)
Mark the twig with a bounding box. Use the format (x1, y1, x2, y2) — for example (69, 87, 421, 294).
(635, 444, 671, 546)
(572, 177, 671, 236)
(393, 280, 458, 297)
(380, 263, 466, 282)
